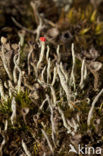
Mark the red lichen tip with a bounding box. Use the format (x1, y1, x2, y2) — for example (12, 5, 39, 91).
(40, 37, 46, 42)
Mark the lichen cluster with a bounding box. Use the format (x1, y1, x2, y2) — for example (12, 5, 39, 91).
(0, 0, 103, 155)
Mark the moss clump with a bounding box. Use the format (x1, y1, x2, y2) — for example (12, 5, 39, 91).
(0, 98, 11, 114)
(65, 4, 103, 50)
(15, 90, 32, 109)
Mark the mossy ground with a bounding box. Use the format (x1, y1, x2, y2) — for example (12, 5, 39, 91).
(0, 0, 103, 155)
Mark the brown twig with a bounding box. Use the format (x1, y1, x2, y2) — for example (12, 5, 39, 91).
(12, 17, 36, 35)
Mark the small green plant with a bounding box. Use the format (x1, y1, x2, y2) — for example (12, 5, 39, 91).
(0, 98, 12, 114)
(66, 4, 103, 49)
(15, 90, 32, 108)
(33, 143, 40, 155)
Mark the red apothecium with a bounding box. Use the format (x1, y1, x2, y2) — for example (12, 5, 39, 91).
(40, 37, 46, 42)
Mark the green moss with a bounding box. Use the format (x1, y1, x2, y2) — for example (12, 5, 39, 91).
(66, 4, 103, 50)
(15, 90, 32, 108)
(0, 98, 12, 114)
(46, 127, 52, 136)
(33, 143, 40, 155)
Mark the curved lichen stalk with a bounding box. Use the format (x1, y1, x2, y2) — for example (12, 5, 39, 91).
(57, 63, 73, 109)
(1, 44, 13, 81)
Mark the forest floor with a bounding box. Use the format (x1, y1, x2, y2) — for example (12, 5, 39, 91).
(0, 0, 103, 155)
